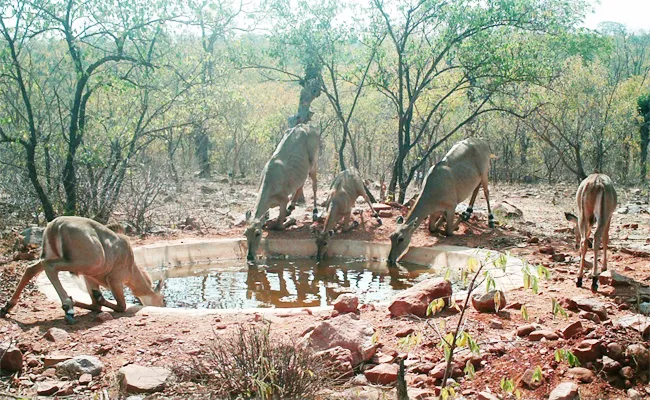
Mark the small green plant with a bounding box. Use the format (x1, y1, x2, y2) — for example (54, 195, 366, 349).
(427, 297, 446, 316)
(484, 270, 496, 292)
(521, 304, 529, 321)
(500, 376, 522, 399)
(532, 365, 543, 382)
(555, 349, 581, 367)
(464, 359, 476, 379)
(551, 297, 568, 320)
(398, 332, 422, 351)
(440, 385, 457, 400)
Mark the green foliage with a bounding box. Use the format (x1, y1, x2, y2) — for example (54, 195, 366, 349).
(440, 385, 457, 400)
(427, 297, 446, 316)
(551, 298, 569, 320)
(532, 366, 544, 382)
(464, 359, 476, 380)
(555, 349, 581, 367)
(397, 332, 422, 352)
(521, 304, 529, 321)
(500, 377, 521, 398)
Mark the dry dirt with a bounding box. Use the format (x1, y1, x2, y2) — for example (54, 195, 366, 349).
(1, 179, 649, 400)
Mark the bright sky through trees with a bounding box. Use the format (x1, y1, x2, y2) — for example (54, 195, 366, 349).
(585, 0, 650, 31)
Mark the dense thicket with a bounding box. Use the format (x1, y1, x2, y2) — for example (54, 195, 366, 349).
(0, 0, 648, 226)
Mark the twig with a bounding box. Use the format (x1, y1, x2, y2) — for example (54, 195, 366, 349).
(441, 261, 486, 388)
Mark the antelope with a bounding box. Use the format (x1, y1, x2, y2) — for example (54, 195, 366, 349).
(315, 168, 382, 261)
(0, 216, 164, 324)
(245, 124, 320, 261)
(564, 173, 617, 292)
(388, 137, 494, 264)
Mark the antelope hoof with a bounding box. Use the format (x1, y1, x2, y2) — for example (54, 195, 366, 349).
(576, 277, 583, 288)
(286, 204, 295, 216)
(591, 277, 599, 293)
(488, 214, 495, 228)
(352, 220, 360, 228)
(376, 218, 383, 226)
(64, 314, 76, 325)
(312, 208, 318, 222)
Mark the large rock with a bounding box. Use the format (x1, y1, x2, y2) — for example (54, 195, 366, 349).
(44, 353, 72, 368)
(573, 339, 603, 363)
(494, 201, 523, 219)
(598, 270, 635, 287)
(606, 342, 624, 361)
(36, 381, 60, 396)
(626, 344, 649, 368)
(302, 313, 376, 366)
(601, 356, 621, 373)
(566, 367, 595, 383)
(0, 345, 23, 372)
(528, 330, 559, 341)
(21, 226, 45, 246)
(118, 365, 172, 394)
(521, 368, 543, 389)
(56, 355, 103, 377)
(429, 362, 462, 380)
(333, 294, 359, 314)
(471, 290, 507, 313)
(617, 315, 650, 339)
(364, 363, 398, 385)
(574, 297, 608, 321)
(516, 324, 538, 337)
(44, 327, 70, 343)
(549, 382, 579, 400)
(388, 278, 452, 317)
(314, 346, 354, 379)
(561, 321, 583, 339)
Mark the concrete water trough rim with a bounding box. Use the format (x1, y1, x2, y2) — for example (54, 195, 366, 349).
(35, 238, 528, 317)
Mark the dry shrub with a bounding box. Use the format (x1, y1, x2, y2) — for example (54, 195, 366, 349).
(174, 323, 326, 399)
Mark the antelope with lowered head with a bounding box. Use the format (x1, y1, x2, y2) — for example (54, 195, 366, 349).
(0, 216, 164, 324)
(564, 173, 617, 292)
(388, 137, 494, 264)
(245, 124, 320, 261)
(315, 168, 382, 261)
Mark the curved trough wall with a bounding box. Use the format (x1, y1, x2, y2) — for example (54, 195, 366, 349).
(36, 238, 527, 316)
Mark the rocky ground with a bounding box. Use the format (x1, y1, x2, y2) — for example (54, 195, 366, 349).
(1, 178, 650, 400)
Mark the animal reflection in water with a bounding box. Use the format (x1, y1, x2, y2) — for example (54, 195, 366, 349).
(135, 259, 435, 309)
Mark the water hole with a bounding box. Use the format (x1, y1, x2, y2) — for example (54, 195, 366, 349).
(105, 258, 447, 309)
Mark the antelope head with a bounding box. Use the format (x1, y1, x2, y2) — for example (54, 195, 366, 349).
(388, 216, 419, 264)
(244, 210, 264, 261)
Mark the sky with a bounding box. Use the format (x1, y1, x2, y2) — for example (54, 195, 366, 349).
(584, 0, 650, 31)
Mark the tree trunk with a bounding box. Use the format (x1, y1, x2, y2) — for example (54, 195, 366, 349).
(640, 119, 649, 183)
(194, 128, 211, 178)
(25, 144, 55, 221)
(62, 149, 77, 215)
(288, 63, 322, 205)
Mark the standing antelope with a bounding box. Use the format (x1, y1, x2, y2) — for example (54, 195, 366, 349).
(0, 217, 164, 324)
(315, 168, 382, 261)
(245, 124, 320, 261)
(564, 173, 617, 292)
(388, 137, 494, 264)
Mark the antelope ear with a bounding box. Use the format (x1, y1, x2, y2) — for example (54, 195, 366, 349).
(154, 279, 165, 293)
(396, 216, 404, 224)
(245, 210, 252, 220)
(564, 212, 578, 223)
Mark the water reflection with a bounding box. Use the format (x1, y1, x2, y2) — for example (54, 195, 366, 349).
(141, 258, 438, 309)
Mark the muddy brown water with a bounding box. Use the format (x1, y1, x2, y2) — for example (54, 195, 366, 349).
(105, 258, 447, 309)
